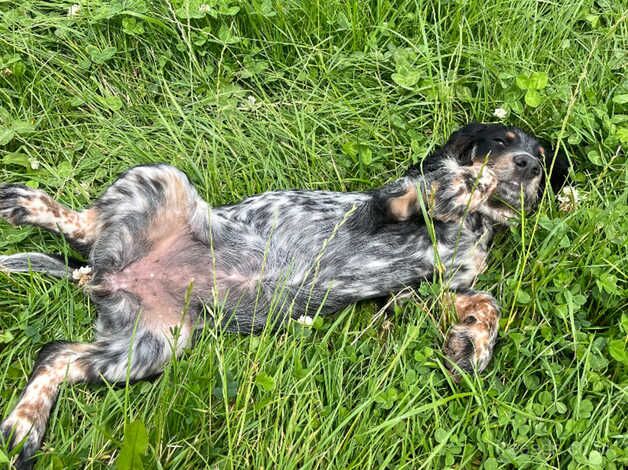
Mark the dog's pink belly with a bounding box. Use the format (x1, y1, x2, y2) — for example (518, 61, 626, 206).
(101, 232, 215, 313)
(98, 230, 264, 319)
(104, 258, 206, 302)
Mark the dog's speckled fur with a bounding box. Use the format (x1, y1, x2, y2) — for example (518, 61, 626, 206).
(0, 123, 568, 468)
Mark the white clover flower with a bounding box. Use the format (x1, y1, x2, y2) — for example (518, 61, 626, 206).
(238, 95, 262, 111)
(557, 185, 580, 212)
(295, 315, 314, 326)
(199, 4, 211, 13)
(29, 158, 40, 170)
(67, 4, 81, 17)
(493, 107, 508, 120)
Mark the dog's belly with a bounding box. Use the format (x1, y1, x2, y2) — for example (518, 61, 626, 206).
(95, 226, 272, 328)
(108, 244, 204, 296)
(97, 231, 215, 321)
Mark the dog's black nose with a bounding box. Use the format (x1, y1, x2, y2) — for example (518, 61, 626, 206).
(513, 154, 541, 178)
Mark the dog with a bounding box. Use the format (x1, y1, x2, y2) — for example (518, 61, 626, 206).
(0, 123, 568, 468)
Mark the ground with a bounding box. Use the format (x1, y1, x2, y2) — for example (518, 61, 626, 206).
(0, 1, 626, 469)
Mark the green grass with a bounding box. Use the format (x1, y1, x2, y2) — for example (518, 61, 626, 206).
(0, 0, 627, 468)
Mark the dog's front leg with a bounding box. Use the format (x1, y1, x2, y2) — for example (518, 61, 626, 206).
(443, 289, 500, 378)
(377, 162, 497, 224)
(426, 162, 498, 222)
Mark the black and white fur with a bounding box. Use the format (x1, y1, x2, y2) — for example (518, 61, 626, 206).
(0, 123, 568, 468)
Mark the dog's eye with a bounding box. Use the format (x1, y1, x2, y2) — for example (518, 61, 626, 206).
(493, 138, 506, 147)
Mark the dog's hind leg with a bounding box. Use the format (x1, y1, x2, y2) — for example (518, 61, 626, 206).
(0, 321, 191, 469)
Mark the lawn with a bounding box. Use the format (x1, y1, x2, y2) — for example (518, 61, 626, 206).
(0, 1, 626, 468)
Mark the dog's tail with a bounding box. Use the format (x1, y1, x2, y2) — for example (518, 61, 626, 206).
(0, 252, 87, 280)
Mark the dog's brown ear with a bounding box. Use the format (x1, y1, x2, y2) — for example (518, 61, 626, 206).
(407, 123, 494, 177)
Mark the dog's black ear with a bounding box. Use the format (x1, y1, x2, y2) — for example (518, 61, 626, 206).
(543, 144, 570, 193)
(407, 123, 491, 177)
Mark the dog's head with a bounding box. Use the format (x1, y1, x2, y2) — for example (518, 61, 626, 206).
(409, 123, 570, 217)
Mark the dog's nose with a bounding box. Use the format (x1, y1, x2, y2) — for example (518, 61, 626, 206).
(513, 154, 541, 178)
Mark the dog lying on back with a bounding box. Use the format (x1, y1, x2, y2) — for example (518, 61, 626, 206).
(0, 123, 568, 468)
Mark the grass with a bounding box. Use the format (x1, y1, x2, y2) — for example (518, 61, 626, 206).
(0, 0, 626, 468)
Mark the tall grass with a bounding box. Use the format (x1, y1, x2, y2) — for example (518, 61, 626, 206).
(0, 1, 626, 468)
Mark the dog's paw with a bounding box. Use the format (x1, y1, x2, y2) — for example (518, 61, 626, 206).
(443, 292, 500, 380)
(477, 167, 498, 196)
(431, 165, 499, 221)
(0, 184, 41, 226)
(444, 322, 493, 378)
(464, 165, 498, 209)
(1, 415, 40, 470)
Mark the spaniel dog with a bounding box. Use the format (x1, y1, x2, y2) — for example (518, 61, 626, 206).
(0, 123, 568, 468)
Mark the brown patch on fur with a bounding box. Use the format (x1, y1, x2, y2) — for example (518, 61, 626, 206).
(147, 171, 192, 243)
(18, 191, 101, 245)
(454, 293, 497, 321)
(79, 208, 100, 242)
(454, 293, 499, 343)
(15, 403, 41, 422)
(439, 175, 472, 216)
(505, 131, 516, 141)
(444, 292, 500, 377)
(388, 185, 418, 221)
(60, 207, 102, 245)
(454, 294, 498, 344)
(430, 211, 459, 223)
(38, 194, 61, 216)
